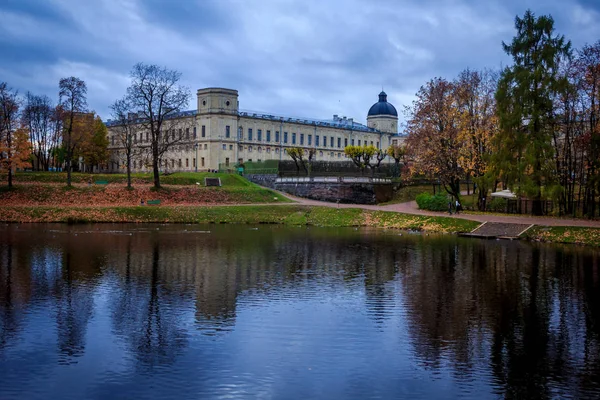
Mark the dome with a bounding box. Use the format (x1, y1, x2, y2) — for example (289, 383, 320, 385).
(367, 91, 398, 117)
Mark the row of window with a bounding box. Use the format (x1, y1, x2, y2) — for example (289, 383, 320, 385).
(238, 128, 378, 148)
(110, 125, 208, 146)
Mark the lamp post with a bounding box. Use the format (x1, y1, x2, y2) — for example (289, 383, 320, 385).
(194, 143, 198, 172)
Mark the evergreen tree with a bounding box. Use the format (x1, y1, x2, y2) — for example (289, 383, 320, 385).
(494, 10, 571, 214)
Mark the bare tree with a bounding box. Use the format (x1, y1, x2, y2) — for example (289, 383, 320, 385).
(125, 63, 191, 188)
(0, 82, 21, 187)
(22, 93, 54, 171)
(59, 77, 87, 186)
(110, 97, 145, 188)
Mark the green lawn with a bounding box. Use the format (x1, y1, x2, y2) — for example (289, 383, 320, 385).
(13, 171, 249, 186)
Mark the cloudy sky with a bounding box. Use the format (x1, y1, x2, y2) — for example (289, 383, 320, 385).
(1, 0, 599, 126)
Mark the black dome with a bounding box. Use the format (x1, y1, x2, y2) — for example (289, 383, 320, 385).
(367, 91, 398, 117)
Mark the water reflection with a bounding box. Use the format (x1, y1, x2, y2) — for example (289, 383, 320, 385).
(0, 224, 599, 399)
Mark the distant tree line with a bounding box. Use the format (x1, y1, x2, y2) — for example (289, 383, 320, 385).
(405, 10, 600, 217)
(0, 77, 108, 187)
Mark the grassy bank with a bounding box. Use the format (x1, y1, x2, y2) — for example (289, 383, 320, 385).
(0, 205, 480, 233)
(0, 172, 289, 205)
(524, 226, 600, 247)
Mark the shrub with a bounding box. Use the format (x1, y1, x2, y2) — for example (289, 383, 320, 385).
(415, 193, 448, 211)
(487, 197, 507, 212)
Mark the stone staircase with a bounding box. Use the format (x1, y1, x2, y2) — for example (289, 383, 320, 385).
(460, 222, 534, 240)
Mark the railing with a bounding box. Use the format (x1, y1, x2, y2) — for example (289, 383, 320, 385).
(276, 176, 392, 184)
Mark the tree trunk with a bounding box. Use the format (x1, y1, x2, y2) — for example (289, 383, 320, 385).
(152, 146, 161, 189)
(126, 153, 132, 189)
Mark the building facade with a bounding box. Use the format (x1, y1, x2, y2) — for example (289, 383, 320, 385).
(107, 88, 402, 172)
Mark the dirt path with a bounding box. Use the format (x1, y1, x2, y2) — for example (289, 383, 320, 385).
(276, 192, 600, 228)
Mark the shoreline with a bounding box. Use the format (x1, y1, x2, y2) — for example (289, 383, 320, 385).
(1, 205, 599, 247)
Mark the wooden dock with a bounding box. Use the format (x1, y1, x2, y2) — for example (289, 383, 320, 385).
(459, 222, 534, 240)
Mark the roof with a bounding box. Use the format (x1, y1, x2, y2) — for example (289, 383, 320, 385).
(107, 108, 386, 134)
(367, 91, 398, 117)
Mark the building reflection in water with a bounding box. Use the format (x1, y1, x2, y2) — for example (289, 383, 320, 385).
(0, 224, 599, 398)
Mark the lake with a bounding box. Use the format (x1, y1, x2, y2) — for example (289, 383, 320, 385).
(1, 223, 599, 399)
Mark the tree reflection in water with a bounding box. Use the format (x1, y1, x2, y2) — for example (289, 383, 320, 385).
(0, 224, 599, 399)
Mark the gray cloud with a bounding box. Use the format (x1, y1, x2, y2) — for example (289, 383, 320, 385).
(1, 0, 599, 126)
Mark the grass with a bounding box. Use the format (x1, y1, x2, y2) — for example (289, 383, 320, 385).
(13, 171, 249, 186)
(0, 205, 479, 233)
(383, 184, 435, 204)
(524, 226, 600, 247)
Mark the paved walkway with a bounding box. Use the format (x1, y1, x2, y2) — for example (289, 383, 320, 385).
(276, 192, 600, 228)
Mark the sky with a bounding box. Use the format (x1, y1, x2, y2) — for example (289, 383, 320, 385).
(1, 0, 599, 127)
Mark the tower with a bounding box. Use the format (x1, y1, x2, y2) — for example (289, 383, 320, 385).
(366, 91, 398, 134)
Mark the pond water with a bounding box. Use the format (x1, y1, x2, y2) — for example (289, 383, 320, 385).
(0, 224, 599, 399)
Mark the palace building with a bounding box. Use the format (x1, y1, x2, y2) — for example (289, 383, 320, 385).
(106, 88, 403, 172)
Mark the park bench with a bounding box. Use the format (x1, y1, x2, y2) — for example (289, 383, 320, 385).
(95, 180, 109, 185)
(147, 200, 161, 206)
(204, 177, 222, 187)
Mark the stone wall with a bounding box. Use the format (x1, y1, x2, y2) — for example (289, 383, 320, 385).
(274, 181, 392, 205)
(245, 174, 393, 204)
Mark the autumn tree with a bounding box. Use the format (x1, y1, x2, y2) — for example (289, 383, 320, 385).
(495, 10, 571, 214)
(22, 93, 55, 171)
(387, 143, 407, 178)
(344, 145, 377, 176)
(59, 77, 88, 186)
(76, 115, 109, 172)
(285, 147, 315, 175)
(574, 41, 600, 217)
(0, 82, 21, 187)
(406, 78, 463, 200)
(455, 68, 499, 209)
(125, 63, 191, 188)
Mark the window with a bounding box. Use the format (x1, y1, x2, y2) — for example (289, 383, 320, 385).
(275, 131, 280, 142)
(193, 127, 197, 139)
(225, 158, 230, 166)
(308, 135, 312, 146)
(344, 138, 348, 147)
(258, 147, 262, 152)
(133, 134, 137, 144)
(300, 133, 304, 145)
(377, 141, 380, 148)
(338, 153, 341, 158)
(226, 125, 230, 138)
(147, 132, 150, 141)
(171, 159, 175, 168)
(186, 158, 189, 167)
(178, 159, 182, 168)
(202, 125, 206, 138)
(319, 151, 323, 156)
(186, 128, 190, 140)
(238, 127, 243, 139)
(248, 128, 253, 140)
(179, 129, 182, 139)
(172, 130, 176, 141)
(111, 136, 114, 145)
(316, 135, 320, 146)
(267, 147, 271, 153)
(351, 139, 355, 146)
(337, 137, 341, 148)
(193, 158, 196, 167)
(330, 137, 334, 147)
(201, 157, 205, 167)
(370, 141, 374, 146)
(266, 130, 271, 142)
(284, 132, 288, 143)
(258, 129, 262, 141)
(358, 140, 361, 146)
(323, 136, 327, 147)
(275, 148, 279, 153)
(229, 145, 233, 150)
(203, 144, 207, 150)
(292, 133, 296, 145)
(222, 144, 226, 150)
(249, 146, 253, 152)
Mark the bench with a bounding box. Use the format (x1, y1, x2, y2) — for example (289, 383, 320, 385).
(204, 177, 222, 187)
(95, 180, 109, 185)
(147, 200, 161, 206)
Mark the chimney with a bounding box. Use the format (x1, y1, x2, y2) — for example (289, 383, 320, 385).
(333, 114, 339, 121)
